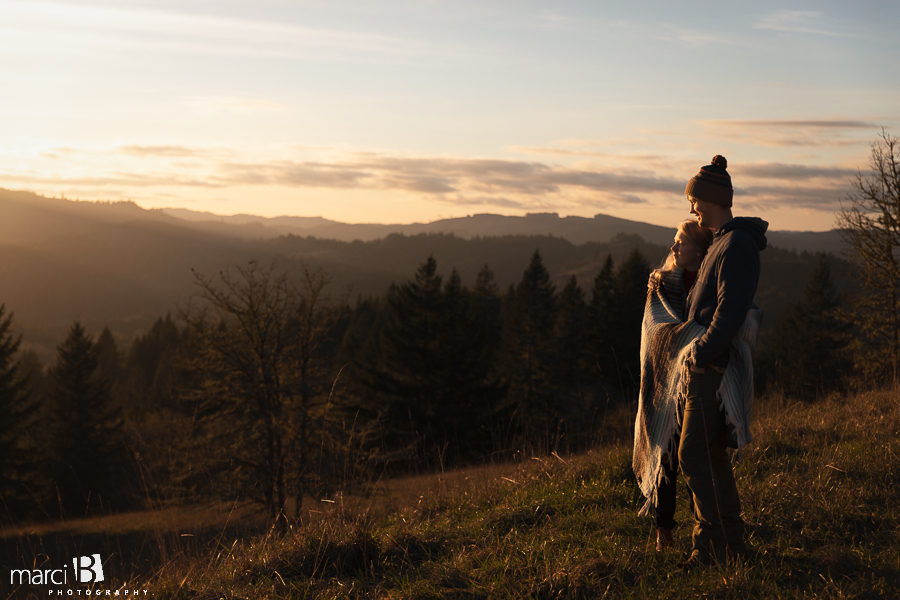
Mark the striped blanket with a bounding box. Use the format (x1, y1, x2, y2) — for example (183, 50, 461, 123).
(632, 268, 761, 517)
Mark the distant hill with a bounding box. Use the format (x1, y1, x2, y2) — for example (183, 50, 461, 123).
(161, 206, 846, 254)
(0, 189, 852, 360)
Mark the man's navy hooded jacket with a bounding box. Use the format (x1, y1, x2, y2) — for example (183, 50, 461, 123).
(686, 217, 768, 368)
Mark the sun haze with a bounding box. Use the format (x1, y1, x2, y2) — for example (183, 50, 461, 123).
(1, 1, 897, 231)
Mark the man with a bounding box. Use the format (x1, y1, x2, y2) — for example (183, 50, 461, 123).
(680, 155, 768, 566)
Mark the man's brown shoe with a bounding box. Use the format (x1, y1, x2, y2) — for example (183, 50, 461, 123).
(682, 549, 712, 571)
(656, 528, 674, 552)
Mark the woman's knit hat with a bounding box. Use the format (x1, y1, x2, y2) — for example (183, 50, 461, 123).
(685, 155, 733, 207)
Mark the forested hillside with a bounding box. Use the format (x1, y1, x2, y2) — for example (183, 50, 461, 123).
(0, 189, 849, 360)
(0, 244, 858, 526)
(0, 186, 864, 528)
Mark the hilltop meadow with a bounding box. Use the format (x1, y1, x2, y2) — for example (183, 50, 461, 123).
(4, 387, 897, 599)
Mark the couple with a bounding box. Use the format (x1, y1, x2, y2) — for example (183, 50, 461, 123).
(632, 155, 767, 567)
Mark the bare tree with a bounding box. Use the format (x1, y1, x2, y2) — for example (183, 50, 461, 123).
(181, 261, 348, 524)
(183, 261, 295, 523)
(289, 266, 346, 517)
(837, 129, 900, 386)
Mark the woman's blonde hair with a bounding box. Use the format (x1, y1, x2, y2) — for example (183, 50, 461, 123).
(661, 219, 714, 270)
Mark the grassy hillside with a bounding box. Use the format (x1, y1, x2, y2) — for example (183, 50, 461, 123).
(125, 389, 898, 599)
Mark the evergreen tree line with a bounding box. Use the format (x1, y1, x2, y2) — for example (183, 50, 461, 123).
(343, 249, 653, 471)
(0, 250, 652, 522)
(0, 241, 886, 525)
(0, 315, 132, 521)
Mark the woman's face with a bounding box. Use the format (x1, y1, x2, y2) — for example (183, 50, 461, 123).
(671, 229, 702, 271)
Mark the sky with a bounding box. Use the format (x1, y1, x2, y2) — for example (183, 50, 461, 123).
(1, 1, 898, 231)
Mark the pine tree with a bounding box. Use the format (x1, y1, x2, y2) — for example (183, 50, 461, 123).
(0, 305, 39, 516)
(336, 297, 389, 476)
(500, 250, 560, 450)
(124, 315, 181, 414)
(555, 276, 592, 449)
(770, 256, 851, 398)
(557, 276, 589, 391)
(469, 265, 505, 451)
(588, 255, 616, 387)
(609, 249, 651, 394)
(95, 328, 121, 408)
(472, 265, 502, 358)
(47, 322, 127, 516)
(359, 257, 500, 466)
(372, 255, 445, 462)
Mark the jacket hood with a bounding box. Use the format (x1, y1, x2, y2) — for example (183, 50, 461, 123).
(719, 217, 768, 250)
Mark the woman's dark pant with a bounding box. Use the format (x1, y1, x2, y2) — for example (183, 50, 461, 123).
(656, 444, 679, 530)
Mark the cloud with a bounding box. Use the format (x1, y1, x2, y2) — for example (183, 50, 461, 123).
(0, 170, 220, 189)
(119, 145, 211, 158)
(7, 149, 794, 199)
(543, 171, 682, 194)
(2, 149, 686, 213)
(509, 146, 666, 162)
(754, 10, 854, 38)
(739, 163, 859, 180)
(508, 146, 597, 157)
(346, 156, 560, 195)
(732, 158, 861, 209)
(218, 161, 371, 189)
(379, 175, 457, 194)
(738, 184, 845, 210)
(655, 25, 738, 48)
(4, 144, 861, 223)
(708, 119, 880, 130)
(611, 193, 648, 205)
(4, 0, 413, 63)
(324, 155, 684, 197)
(699, 118, 880, 148)
(39, 147, 78, 160)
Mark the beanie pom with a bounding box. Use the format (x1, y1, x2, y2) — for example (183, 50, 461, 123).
(711, 155, 727, 169)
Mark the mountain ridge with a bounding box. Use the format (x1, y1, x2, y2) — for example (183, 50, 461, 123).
(158, 205, 845, 254)
(0, 189, 850, 360)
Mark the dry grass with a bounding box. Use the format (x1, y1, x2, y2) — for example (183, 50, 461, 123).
(141, 387, 898, 599)
(6, 389, 898, 598)
(0, 501, 261, 540)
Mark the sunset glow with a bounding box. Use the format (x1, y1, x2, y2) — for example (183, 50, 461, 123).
(1, 1, 897, 230)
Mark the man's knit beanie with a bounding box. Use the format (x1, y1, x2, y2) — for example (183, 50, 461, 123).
(685, 155, 733, 207)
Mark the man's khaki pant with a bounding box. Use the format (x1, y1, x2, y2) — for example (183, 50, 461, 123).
(678, 368, 745, 560)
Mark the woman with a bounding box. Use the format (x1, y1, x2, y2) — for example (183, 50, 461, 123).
(652, 218, 712, 309)
(634, 219, 712, 551)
